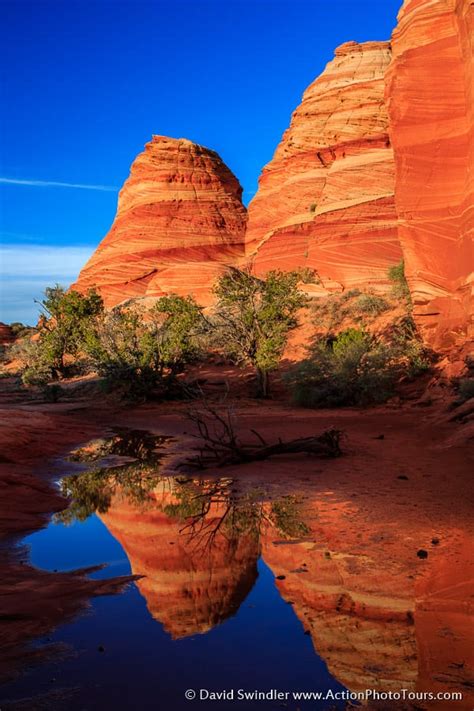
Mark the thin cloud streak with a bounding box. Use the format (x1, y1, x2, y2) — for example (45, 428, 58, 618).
(0, 177, 119, 192)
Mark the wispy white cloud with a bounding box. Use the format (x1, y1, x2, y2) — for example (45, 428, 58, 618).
(0, 244, 95, 324)
(0, 177, 118, 192)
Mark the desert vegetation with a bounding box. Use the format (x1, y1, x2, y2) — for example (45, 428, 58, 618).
(210, 267, 307, 397)
(286, 318, 430, 408)
(2, 261, 433, 408)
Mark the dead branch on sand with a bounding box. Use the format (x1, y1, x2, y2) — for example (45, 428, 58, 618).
(183, 402, 343, 469)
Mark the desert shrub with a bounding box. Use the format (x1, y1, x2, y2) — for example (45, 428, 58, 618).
(340, 289, 362, 302)
(287, 315, 431, 408)
(212, 268, 307, 397)
(389, 316, 431, 377)
(286, 328, 397, 408)
(85, 295, 204, 401)
(309, 203, 317, 212)
(35, 285, 104, 377)
(296, 267, 321, 285)
(11, 287, 103, 387)
(355, 294, 390, 316)
(9, 337, 52, 386)
(388, 260, 411, 301)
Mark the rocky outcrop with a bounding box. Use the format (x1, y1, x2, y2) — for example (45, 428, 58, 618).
(0, 323, 14, 345)
(385, 0, 473, 352)
(73, 136, 247, 307)
(246, 41, 402, 292)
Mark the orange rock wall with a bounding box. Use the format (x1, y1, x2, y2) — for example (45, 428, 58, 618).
(385, 0, 473, 351)
(73, 136, 247, 307)
(246, 41, 402, 292)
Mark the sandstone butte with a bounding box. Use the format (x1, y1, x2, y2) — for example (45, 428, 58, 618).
(72, 136, 247, 307)
(385, 0, 473, 353)
(72, 0, 473, 359)
(245, 40, 402, 294)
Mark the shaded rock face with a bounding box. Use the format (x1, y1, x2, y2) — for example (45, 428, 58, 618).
(0, 323, 14, 345)
(386, 0, 473, 352)
(246, 41, 402, 292)
(101, 486, 259, 639)
(73, 136, 247, 307)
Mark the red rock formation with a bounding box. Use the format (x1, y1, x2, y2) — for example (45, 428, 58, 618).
(73, 136, 247, 307)
(101, 483, 259, 638)
(246, 41, 402, 293)
(0, 323, 14, 345)
(385, 0, 473, 352)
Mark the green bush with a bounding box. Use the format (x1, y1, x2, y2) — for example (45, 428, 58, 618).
(355, 294, 390, 316)
(388, 260, 411, 301)
(311, 289, 386, 330)
(287, 317, 431, 408)
(286, 328, 397, 408)
(85, 295, 204, 401)
(296, 267, 321, 285)
(213, 268, 306, 397)
(389, 316, 431, 377)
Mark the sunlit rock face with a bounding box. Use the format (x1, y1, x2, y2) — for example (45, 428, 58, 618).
(100, 485, 259, 639)
(246, 41, 402, 292)
(73, 136, 247, 307)
(385, 0, 473, 352)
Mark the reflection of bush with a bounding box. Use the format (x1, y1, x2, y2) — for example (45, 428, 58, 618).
(163, 480, 309, 545)
(55, 463, 163, 525)
(55, 430, 168, 524)
(270, 496, 309, 538)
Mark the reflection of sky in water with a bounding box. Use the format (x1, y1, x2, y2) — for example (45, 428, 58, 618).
(12, 509, 348, 710)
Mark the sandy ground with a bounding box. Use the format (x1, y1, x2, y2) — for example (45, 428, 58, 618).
(0, 366, 472, 709)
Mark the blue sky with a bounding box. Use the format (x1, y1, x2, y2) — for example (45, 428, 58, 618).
(0, 0, 401, 324)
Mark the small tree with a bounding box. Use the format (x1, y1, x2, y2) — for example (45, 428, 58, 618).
(85, 295, 204, 400)
(36, 285, 104, 377)
(213, 268, 306, 397)
(150, 295, 204, 376)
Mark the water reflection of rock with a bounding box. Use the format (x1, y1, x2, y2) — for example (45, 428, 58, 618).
(262, 527, 418, 693)
(262, 499, 473, 708)
(101, 480, 260, 638)
(62, 454, 473, 708)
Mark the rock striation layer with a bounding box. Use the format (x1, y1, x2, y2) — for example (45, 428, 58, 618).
(73, 136, 247, 307)
(385, 0, 473, 352)
(246, 41, 402, 292)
